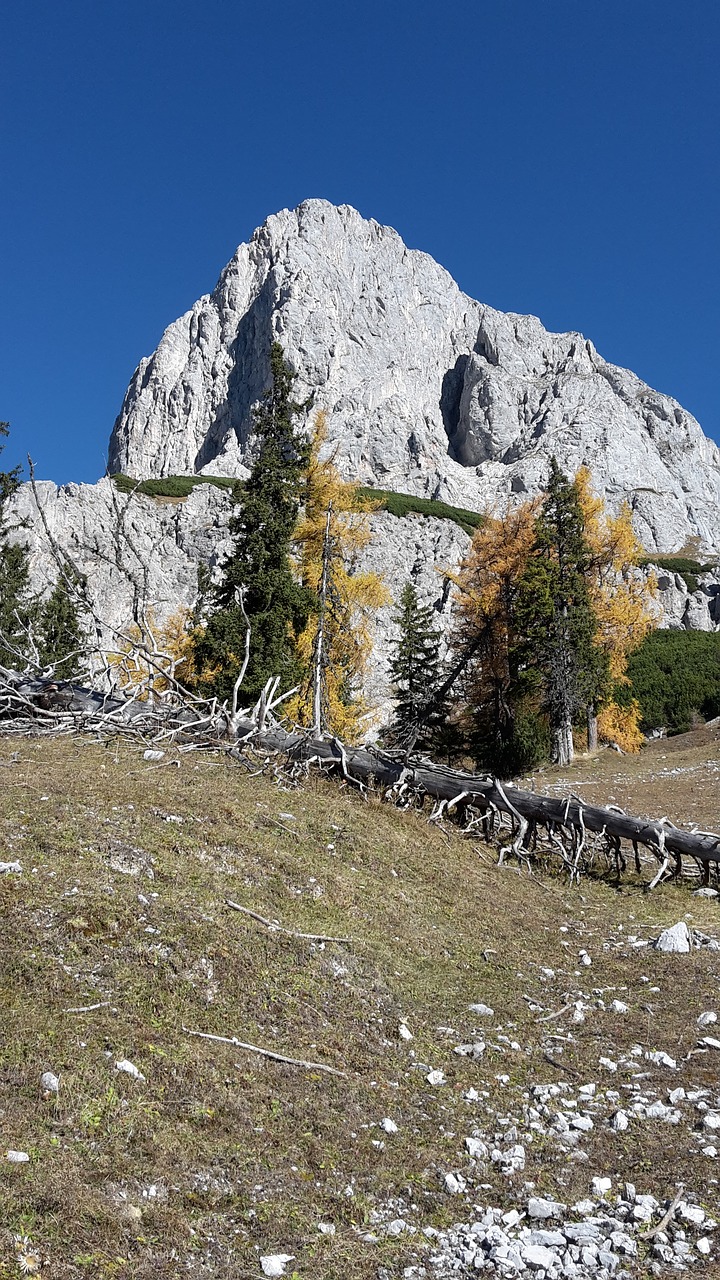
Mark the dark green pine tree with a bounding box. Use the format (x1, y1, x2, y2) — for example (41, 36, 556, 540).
(194, 343, 314, 706)
(387, 581, 449, 753)
(515, 458, 608, 765)
(0, 422, 34, 669)
(37, 574, 86, 680)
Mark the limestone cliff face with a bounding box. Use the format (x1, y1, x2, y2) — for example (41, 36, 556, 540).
(109, 199, 720, 554)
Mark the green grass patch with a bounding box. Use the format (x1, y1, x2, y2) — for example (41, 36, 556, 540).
(110, 473, 239, 498)
(357, 486, 483, 534)
(639, 554, 719, 593)
(110, 473, 484, 534)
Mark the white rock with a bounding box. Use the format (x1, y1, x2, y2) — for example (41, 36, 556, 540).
(611, 1110, 629, 1132)
(527, 1196, 565, 1219)
(380, 1117, 398, 1134)
(5, 1150, 30, 1163)
(701, 1037, 720, 1050)
(142, 749, 165, 761)
(0, 861, 22, 874)
(702, 1145, 718, 1157)
(115, 1058, 146, 1081)
(453, 1042, 485, 1059)
(260, 1255, 295, 1277)
(468, 1003, 495, 1017)
(108, 200, 720, 558)
(465, 1137, 489, 1160)
(443, 1171, 466, 1195)
(646, 1050, 677, 1069)
(698, 1011, 717, 1027)
(592, 1176, 612, 1196)
(521, 1242, 558, 1269)
(610, 1000, 628, 1014)
(702, 1112, 720, 1130)
(697, 1237, 711, 1255)
(426, 1069, 446, 1086)
(398, 1022, 413, 1041)
(679, 1202, 705, 1225)
(599, 1057, 618, 1072)
(668, 1087, 686, 1104)
(40, 1071, 60, 1095)
(655, 922, 691, 953)
(317, 1222, 335, 1235)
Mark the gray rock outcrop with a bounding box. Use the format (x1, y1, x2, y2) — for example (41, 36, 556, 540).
(109, 199, 720, 554)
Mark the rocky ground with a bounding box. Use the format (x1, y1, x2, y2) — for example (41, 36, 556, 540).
(1, 734, 719, 1279)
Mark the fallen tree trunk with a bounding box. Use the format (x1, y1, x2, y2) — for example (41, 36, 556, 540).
(2, 668, 719, 875)
(231, 721, 720, 870)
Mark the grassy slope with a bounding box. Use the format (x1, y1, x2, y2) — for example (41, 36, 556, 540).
(1, 737, 719, 1278)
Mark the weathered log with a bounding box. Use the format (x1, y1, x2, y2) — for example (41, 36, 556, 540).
(2, 668, 719, 870)
(228, 720, 720, 869)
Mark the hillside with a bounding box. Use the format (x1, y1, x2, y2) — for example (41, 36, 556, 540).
(1, 736, 719, 1279)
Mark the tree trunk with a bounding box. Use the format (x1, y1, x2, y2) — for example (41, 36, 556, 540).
(587, 704, 598, 753)
(552, 718, 574, 766)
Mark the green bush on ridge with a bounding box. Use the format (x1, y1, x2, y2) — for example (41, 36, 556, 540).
(626, 629, 720, 735)
(110, 474, 484, 533)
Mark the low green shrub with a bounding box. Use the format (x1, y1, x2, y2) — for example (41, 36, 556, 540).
(111, 473, 239, 498)
(626, 630, 720, 734)
(357, 486, 483, 534)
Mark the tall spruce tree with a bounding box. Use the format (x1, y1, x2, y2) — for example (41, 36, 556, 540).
(193, 344, 313, 705)
(516, 458, 608, 765)
(37, 575, 86, 679)
(387, 581, 448, 753)
(0, 422, 33, 668)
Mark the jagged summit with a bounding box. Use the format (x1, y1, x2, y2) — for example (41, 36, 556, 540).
(108, 199, 720, 553)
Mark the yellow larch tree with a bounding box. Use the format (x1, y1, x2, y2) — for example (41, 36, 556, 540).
(108, 606, 196, 700)
(287, 411, 389, 742)
(575, 466, 657, 750)
(448, 498, 543, 771)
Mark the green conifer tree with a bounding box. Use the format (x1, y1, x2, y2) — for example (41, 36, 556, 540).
(387, 581, 449, 753)
(0, 422, 33, 669)
(37, 574, 86, 679)
(516, 458, 608, 765)
(193, 344, 313, 705)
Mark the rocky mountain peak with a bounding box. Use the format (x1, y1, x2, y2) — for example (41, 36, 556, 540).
(108, 200, 720, 554)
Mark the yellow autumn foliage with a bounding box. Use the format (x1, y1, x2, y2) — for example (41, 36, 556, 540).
(287, 412, 389, 741)
(108, 607, 196, 699)
(575, 466, 657, 748)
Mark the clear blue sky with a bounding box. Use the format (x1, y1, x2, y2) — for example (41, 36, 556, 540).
(2, 0, 718, 484)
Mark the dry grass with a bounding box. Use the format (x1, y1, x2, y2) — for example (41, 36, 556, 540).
(0, 734, 719, 1278)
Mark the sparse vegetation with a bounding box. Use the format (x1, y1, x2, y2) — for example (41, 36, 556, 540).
(1, 734, 719, 1278)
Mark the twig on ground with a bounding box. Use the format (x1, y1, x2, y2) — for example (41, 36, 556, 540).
(182, 1026, 348, 1077)
(225, 900, 352, 945)
(63, 1001, 112, 1014)
(642, 1187, 685, 1240)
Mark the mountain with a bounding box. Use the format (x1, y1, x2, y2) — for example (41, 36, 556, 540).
(109, 199, 720, 554)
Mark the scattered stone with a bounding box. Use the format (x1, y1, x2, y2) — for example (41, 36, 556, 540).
(260, 1255, 295, 1277)
(453, 1042, 485, 1059)
(0, 861, 22, 874)
(426, 1069, 445, 1086)
(398, 1022, 413, 1041)
(655, 922, 691, 953)
(5, 1150, 30, 1163)
(527, 1196, 565, 1220)
(645, 1050, 677, 1069)
(698, 1011, 717, 1027)
(40, 1071, 59, 1096)
(701, 1037, 720, 1051)
(592, 1176, 612, 1197)
(610, 999, 628, 1014)
(115, 1058, 146, 1081)
(443, 1172, 467, 1195)
(142, 749, 164, 760)
(380, 1117, 398, 1134)
(468, 1003, 494, 1017)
